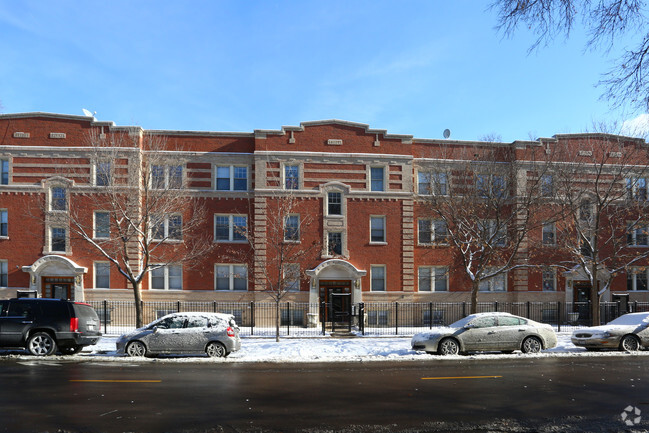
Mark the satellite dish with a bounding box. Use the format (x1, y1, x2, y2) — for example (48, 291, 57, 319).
(82, 108, 96, 118)
(443, 129, 451, 139)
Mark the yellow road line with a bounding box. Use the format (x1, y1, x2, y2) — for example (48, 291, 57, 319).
(69, 380, 161, 383)
(421, 375, 502, 380)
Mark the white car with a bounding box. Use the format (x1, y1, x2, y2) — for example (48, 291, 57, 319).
(411, 312, 557, 355)
(571, 312, 649, 351)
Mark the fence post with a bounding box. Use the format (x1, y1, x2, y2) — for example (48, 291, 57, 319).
(359, 302, 365, 335)
(213, 301, 217, 313)
(557, 301, 561, 333)
(321, 301, 326, 335)
(395, 302, 399, 336)
(287, 302, 290, 336)
(462, 302, 466, 318)
(526, 301, 530, 320)
(494, 301, 498, 312)
(177, 300, 181, 313)
(103, 299, 108, 334)
(429, 302, 433, 329)
(250, 301, 255, 336)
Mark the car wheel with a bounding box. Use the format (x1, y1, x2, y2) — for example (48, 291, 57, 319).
(27, 332, 57, 356)
(620, 335, 640, 352)
(437, 338, 460, 355)
(205, 342, 227, 358)
(125, 341, 147, 357)
(521, 336, 542, 354)
(60, 346, 82, 355)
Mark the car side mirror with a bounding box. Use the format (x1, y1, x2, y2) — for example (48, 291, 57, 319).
(152, 326, 159, 333)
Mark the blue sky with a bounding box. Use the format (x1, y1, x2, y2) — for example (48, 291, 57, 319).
(0, 1, 644, 142)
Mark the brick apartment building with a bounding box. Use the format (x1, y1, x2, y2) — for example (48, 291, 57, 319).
(1, 112, 648, 317)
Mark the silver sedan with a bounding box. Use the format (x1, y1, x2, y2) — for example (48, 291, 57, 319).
(411, 312, 557, 355)
(116, 312, 241, 357)
(571, 312, 649, 351)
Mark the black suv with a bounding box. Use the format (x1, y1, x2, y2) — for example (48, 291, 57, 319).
(0, 298, 102, 356)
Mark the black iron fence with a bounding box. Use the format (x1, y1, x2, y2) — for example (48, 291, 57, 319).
(87, 299, 649, 337)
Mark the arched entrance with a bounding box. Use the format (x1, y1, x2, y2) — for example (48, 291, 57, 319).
(22, 255, 87, 301)
(306, 259, 366, 327)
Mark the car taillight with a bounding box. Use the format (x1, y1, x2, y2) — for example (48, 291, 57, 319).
(226, 326, 235, 337)
(70, 318, 79, 332)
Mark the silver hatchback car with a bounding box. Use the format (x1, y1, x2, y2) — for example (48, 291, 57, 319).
(117, 312, 241, 357)
(411, 312, 557, 355)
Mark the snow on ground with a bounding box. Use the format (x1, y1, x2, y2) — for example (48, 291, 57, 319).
(64, 332, 649, 363)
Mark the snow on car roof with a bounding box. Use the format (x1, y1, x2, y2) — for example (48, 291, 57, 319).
(158, 312, 235, 321)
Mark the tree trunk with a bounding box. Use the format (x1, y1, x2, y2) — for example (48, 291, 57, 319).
(275, 300, 280, 343)
(470, 280, 479, 314)
(132, 281, 144, 328)
(590, 279, 600, 326)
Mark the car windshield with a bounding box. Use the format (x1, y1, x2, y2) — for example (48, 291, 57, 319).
(450, 316, 475, 328)
(607, 314, 649, 326)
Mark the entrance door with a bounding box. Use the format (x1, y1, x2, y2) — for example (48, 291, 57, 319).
(42, 277, 74, 300)
(573, 282, 591, 322)
(319, 281, 352, 324)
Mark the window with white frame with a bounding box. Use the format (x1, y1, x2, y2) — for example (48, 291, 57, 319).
(283, 263, 300, 291)
(417, 171, 447, 195)
(151, 265, 182, 290)
(94, 211, 110, 239)
(284, 215, 300, 242)
(152, 165, 183, 189)
(371, 265, 386, 291)
(627, 177, 648, 201)
(479, 269, 506, 292)
(370, 167, 385, 191)
(541, 174, 554, 197)
(0, 210, 6, 237)
(0, 159, 8, 185)
(418, 219, 447, 244)
(418, 266, 448, 292)
(627, 223, 649, 247)
(542, 222, 556, 246)
(0, 260, 6, 287)
(214, 215, 247, 242)
(628, 267, 649, 291)
(327, 192, 342, 216)
(215, 264, 248, 291)
(50, 187, 67, 211)
(542, 268, 556, 291)
(216, 166, 247, 191)
(476, 174, 507, 198)
(285, 165, 299, 190)
(95, 162, 111, 186)
(327, 232, 343, 256)
(152, 214, 182, 241)
(370, 216, 386, 243)
(50, 227, 67, 252)
(94, 262, 110, 289)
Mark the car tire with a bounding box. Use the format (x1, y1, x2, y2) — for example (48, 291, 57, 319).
(125, 341, 147, 357)
(521, 336, 542, 354)
(206, 342, 228, 358)
(27, 332, 57, 356)
(620, 335, 640, 352)
(437, 338, 460, 355)
(60, 346, 82, 355)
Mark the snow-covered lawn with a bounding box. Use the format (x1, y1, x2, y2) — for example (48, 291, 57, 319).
(64, 332, 649, 363)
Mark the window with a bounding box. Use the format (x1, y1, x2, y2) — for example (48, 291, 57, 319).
(370, 216, 386, 243)
(480, 219, 506, 246)
(284, 215, 300, 242)
(51, 228, 66, 252)
(0, 260, 6, 287)
(51, 187, 67, 211)
(542, 268, 556, 291)
(327, 192, 342, 216)
(542, 222, 556, 246)
(477, 174, 507, 198)
(214, 215, 247, 242)
(94, 212, 110, 238)
(627, 267, 648, 291)
(285, 165, 299, 190)
(579, 201, 593, 224)
(327, 232, 342, 255)
(370, 167, 384, 191)
(627, 177, 648, 201)
(0, 210, 6, 237)
(281, 307, 305, 326)
(94, 262, 110, 289)
(418, 219, 447, 244)
(283, 264, 300, 291)
(418, 171, 447, 195)
(152, 215, 182, 241)
(371, 265, 386, 291)
(418, 266, 448, 292)
(541, 174, 554, 197)
(95, 162, 111, 186)
(151, 265, 182, 290)
(216, 166, 247, 191)
(152, 165, 183, 189)
(368, 310, 388, 325)
(627, 223, 649, 247)
(479, 269, 506, 292)
(0, 159, 8, 185)
(215, 264, 247, 291)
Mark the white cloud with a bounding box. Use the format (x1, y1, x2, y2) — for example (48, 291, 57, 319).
(621, 114, 649, 138)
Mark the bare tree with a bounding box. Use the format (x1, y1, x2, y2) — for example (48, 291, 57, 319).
(418, 143, 549, 313)
(541, 131, 649, 325)
(54, 129, 212, 327)
(490, 0, 649, 111)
